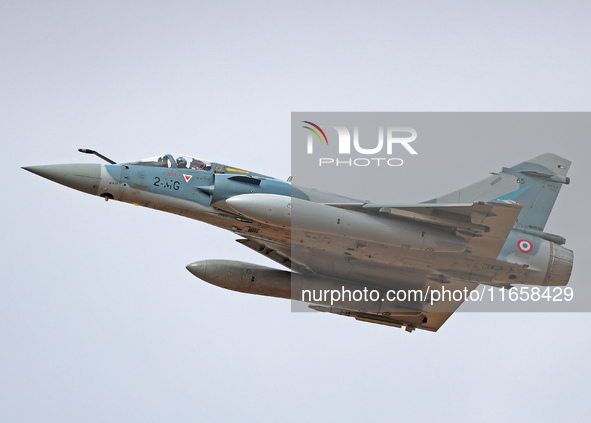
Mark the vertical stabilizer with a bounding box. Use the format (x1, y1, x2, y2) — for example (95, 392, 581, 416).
(426, 153, 571, 232)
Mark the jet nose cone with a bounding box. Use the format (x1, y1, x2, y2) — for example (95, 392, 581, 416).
(23, 164, 102, 195)
(186, 261, 207, 280)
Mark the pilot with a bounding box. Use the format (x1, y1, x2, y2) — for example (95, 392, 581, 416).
(157, 156, 169, 167)
(190, 159, 205, 170)
(176, 156, 188, 168)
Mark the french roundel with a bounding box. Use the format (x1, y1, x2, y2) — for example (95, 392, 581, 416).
(517, 239, 533, 253)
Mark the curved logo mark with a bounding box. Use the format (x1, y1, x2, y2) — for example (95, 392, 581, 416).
(302, 121, 329, 145)
(517, 239, 533, 253)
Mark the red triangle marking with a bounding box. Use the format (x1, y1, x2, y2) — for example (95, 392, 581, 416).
(184, 174, 192, 182)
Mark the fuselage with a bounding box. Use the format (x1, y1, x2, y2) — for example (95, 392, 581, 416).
(24, 153, 573, 293)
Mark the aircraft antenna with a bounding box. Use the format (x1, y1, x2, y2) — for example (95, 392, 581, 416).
(78, 149, 117, 164)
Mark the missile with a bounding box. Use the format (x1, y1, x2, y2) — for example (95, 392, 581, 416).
(225, 194, 467, 253)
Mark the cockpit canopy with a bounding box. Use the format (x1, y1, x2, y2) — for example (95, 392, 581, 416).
(130, 154, 213, 171)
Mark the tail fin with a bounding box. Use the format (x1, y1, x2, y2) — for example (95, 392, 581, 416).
(426, 153, 571, 232)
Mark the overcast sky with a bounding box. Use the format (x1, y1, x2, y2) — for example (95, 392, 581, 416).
(2, 1, 591, 422)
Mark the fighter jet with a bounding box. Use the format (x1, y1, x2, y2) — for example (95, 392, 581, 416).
(23, 150, 573, 332)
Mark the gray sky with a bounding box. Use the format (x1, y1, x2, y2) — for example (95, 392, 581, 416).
(2, 1, 590, 422)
